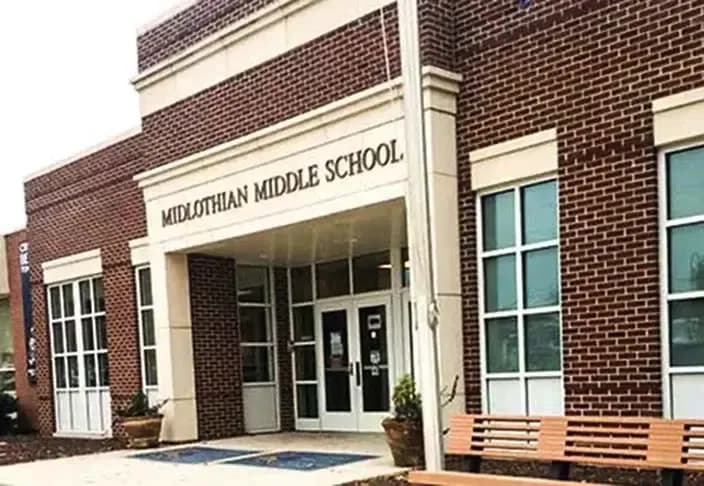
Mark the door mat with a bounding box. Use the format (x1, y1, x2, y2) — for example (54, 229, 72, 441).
(225, 450, 377, 471)
(133, 446, 259, 464)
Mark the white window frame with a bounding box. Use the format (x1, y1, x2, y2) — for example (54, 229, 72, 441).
(135, 266, 158, 397)
(237, 266, 278, 387)
(477, 176, 564, 414)
(658, 139, 704, 418)
(48, 275, 110, 435)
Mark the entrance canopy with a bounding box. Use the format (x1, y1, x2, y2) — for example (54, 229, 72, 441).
(188, 199, 407, 266)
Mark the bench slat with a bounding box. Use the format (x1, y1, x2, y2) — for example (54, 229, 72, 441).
(408, 471, 608, 486)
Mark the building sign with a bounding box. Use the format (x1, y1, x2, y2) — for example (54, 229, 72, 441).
(160, 139, 404, 228)
(19, 242, 36, 383)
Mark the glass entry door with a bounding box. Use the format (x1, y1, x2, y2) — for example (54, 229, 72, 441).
(317, 296, 392, 432)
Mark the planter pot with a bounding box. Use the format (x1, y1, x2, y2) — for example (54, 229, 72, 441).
(382, 417, 424, 467)
(122, 415, 163, 449)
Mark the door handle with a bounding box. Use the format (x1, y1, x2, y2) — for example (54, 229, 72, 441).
(355, 362, 361, 387)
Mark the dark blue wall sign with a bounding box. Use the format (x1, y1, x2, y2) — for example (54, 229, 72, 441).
(18, 242, 36, 384)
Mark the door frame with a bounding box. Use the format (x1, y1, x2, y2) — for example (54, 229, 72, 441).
(352, 294, 394, 431)
(316, 300, 357, 431)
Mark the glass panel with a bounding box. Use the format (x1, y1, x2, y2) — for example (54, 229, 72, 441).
(237, 266, 269, 304)
(95, 316, 108, 350)
(84, 355, 97, 387)
(0, 370, 14, 394)
(295, 346, 317, 381)
(62, 284, 74, 317)
(402, 247, 411, 287)
(482, 190, 515, 251)
(322, 309, 351, 412)
(241, 346, 274, 383)
(522, 180, 557, 244)
(93, 278, 105, 312)
(79, 281, 92, 315)
(669, 224, 704, 293)
(239, 307, 271, 343)
(138, 268, 153, 307)
(64, 321, 77, 352)
(81, 318, 95, 351)
(67, 356, 79, 388)
(293, 306, 314, 342)
(144, 349, 158, 386)
(54, 357, 67, 389)
(316, 259, 350, 299)
(141, 310, 156, 347)
(353, 251, 392, 294)
(484, 255, 517, 312)
(296, 384, 319, 419)
(668, 147, 704, 220)
(486, 317, 518, 373)
(358, 304, 390, 412)
(670, 299, 704, 367)
(291, 266, 313, 303)
(98, 353, 109, 386)
(50, 287, 62, 319)
(52, 322, 64, 353)
(525, 313, 561, 371)
(524, 247, 560, 308)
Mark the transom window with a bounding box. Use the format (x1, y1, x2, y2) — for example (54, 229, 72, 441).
(136, 267, 157, 397)
(238, 266, 275, 384)
(662, 144, 704, 418)
(479, 179, 563, 415)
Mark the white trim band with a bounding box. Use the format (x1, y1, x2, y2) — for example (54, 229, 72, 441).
(132, 0, 395, 116)
(470, 129, 558, 190)
(653, 87, 704, 147)
(42, 249, 102, 285)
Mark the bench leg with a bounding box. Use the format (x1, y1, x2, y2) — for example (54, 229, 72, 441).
(662, 469, 684, 486)
(467, 456, 482, 473)
(549, 461, 571, 481)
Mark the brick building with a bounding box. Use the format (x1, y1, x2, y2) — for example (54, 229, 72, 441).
(18, 0, 704, 447)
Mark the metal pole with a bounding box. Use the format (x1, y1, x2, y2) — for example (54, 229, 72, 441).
(396, 0, 444, 471)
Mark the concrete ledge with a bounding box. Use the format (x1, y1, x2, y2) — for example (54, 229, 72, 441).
(129, 237, 150, 266)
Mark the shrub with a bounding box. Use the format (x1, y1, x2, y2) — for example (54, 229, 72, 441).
(392, 374, 422, 422)
(116, 391, 165, 418)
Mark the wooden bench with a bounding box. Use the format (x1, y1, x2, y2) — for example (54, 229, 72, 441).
(408, 414, 704, 486)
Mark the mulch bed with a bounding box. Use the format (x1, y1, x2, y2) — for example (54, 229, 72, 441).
(0, 435, 124, 466)
(341, 459, 704, 485)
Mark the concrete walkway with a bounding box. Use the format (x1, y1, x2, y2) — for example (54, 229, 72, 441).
(0, 433, 404, 486)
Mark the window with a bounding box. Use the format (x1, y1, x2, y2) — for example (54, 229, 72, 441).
(0, 299, 14, 393)
(479, 179, 563, 415)
(49, 278, 109, 391)
(662, 144, 704, 418)
(290, 265, 318, 419)
(136, 267, 157, 395)
(238, 266, 275, 384)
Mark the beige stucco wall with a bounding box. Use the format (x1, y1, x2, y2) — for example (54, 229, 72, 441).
(0, 238, 8, 297)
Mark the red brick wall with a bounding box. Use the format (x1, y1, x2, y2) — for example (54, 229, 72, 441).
(456, 0, 704, 415)
(5, 230, 39, 431)
(274, 268, 294, 431)
(25, 134, 145, 435)
(188, 255, 244, 439)
(142, 5, 400, 170)
(137, 0, 279, 72)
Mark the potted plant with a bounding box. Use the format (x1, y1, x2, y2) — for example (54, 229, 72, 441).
(382, 374, 424, 467)
(116, 391, 165, 449)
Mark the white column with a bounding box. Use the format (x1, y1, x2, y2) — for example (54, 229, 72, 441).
(397, 0, 444, 470)
(150, 249, 198, 442)
(423, 80, 465, 427)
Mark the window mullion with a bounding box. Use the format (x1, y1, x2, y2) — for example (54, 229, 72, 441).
(515, 186, 528, 414)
